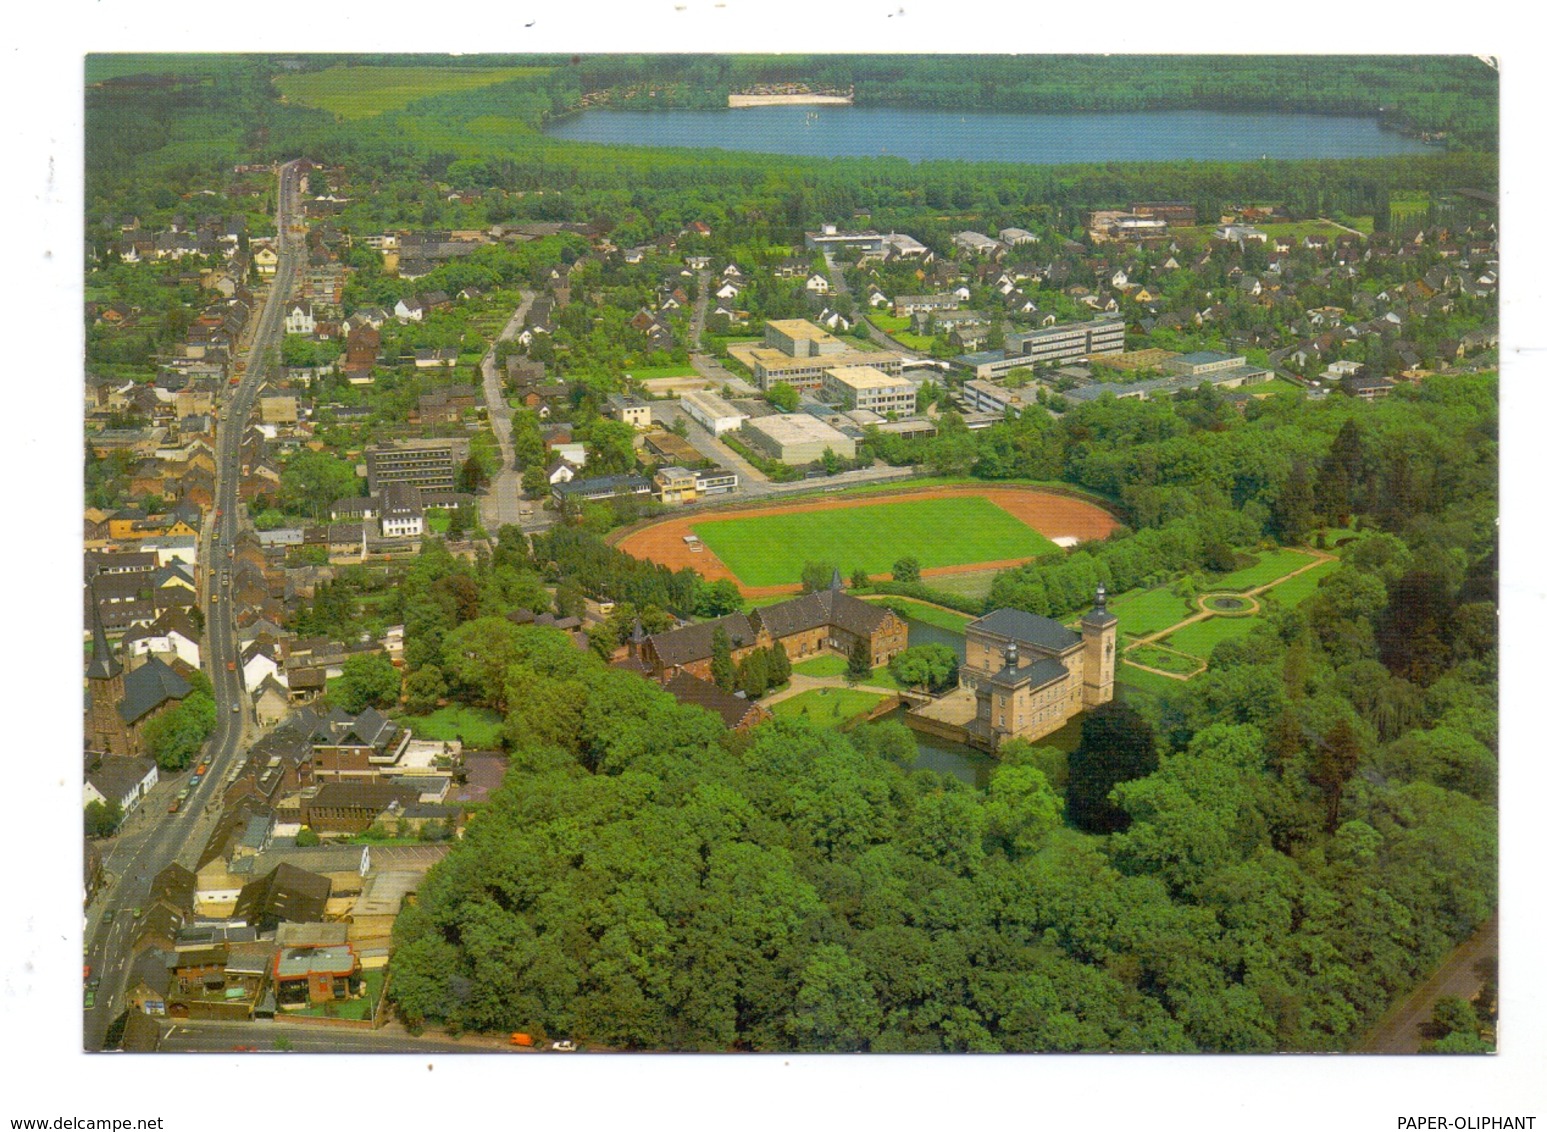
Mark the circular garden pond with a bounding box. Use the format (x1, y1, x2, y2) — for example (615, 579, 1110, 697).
(1200, 594, 1256, 615)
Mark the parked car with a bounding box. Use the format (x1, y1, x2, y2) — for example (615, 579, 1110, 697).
(84, 990, 95, 1009)
(101, 910, 114, 924)
(551, 1040, 576, 1052)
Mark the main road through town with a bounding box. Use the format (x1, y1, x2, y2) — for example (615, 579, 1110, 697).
(83, 161, 305, 1051)
(477, 290, 536, 534)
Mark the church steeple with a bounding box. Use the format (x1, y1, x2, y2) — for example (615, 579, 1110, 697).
(86, 599, 121, 682)
(86, 597, 127, 755)
(829, 567, 843, 592)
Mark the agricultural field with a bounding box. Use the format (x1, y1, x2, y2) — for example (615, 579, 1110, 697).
(921, 568, 999, 602)
(1161, 613, 1263, 659)
(273, 65, 550, 120)
(1208, 549, 1318, 591)
(770, 688, 888, 727)
(692, 496, 1058, 589)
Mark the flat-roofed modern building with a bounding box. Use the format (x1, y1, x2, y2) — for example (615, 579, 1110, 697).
(961, 378, 1034, 416)
(679, 388, 748, 436)
(729, 318, 907, 394)
(821, 364, 916, 415)
(764, 318, 847, 358)
(653, 465, 699, 505)
(1005, 318, 1126, 367)
(803, 226, 887, 254)
(364, 439, 466, 494)
(694, 467, 739, 496)
(746, 348, 906, 394)
(1163, 350, 1247, 377)
(741, 413, 857, 464)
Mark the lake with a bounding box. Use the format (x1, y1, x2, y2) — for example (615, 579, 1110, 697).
(545, 106, 1433, 164)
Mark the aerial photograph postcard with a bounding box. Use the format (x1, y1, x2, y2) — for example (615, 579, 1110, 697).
(71, 40, 1511, 1092)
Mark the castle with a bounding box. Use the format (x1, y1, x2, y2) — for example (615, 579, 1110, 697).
(907, 586, 1117, 753)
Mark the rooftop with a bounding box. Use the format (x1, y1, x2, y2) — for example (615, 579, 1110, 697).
(970, 608, 1082, 654)
(824, 364, 910, 391)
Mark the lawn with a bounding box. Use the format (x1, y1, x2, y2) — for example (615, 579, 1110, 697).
(1106, 586, 1195, 638)
(792, 654, 848, 678)
(793, 653, 901, 688)
(867, 312, 910, 334)
(627, 363, 699, 380)
(274, 65, 550, 119)
(1128, 643, 1205, 677)
(1119, 661, 1191, 696)
(425, 509, 452, 534)
(1260, 558, 1338, 609)
(292, 969, 384, 1021)
(394, 705, 504, 748)
(693, 496, 1057, 589)
(864, 597, 974, 634)
(1208, 549, 1317, 591)
(770, 688, 888, 727)
(1162, 614, 1263, 658)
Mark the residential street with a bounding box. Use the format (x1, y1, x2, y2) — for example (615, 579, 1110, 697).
(477, 289, 536, 533)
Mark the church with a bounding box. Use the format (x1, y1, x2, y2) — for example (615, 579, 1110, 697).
(86, 606, 192, 757)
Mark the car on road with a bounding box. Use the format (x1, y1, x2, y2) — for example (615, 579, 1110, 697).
(196, 763, 208, 776)
(190, 774, 201, 787)
(83, 964, 91, 981)
(84, 990, 95, 1009)
(132, 907, 142, 919)
(177, 789, 190, 803)
(168, 797, 181, 814)
(231, 703, 240, 713)
(101, 910, 114, 924)
(87, 976, 101, 991)
(551, 1040, 577, 1052)
(227, 660, 237, 672)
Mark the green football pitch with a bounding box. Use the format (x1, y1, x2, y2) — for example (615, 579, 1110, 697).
(692, 496, 1059, 589)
